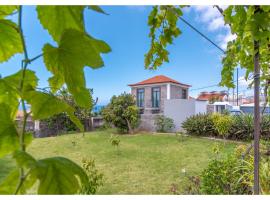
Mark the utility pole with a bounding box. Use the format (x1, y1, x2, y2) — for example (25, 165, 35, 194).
(253, 37, 260, 195)
(233, 71, 235, 105)
(237, 68, 239, 106)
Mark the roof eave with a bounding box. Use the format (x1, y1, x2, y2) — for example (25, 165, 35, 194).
(128, 81, 191, 87)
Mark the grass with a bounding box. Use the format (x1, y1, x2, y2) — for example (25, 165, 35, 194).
(0, 129, 240, 194)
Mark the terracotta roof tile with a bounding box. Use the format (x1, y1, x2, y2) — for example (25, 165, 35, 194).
(128, 75, 191, 87)
(197, 92, 227, 101)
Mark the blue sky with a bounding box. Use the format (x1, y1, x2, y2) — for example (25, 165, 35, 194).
(0, 5, 252, 105)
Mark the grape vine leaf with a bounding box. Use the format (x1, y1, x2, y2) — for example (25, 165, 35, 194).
(88, 6, 108, 15)
(13, 150, 37, 168)
(43, 29, 111, 108)
(145, 6, 182, 69)
(0, 19, 23, 63)
(4, 69, 38, 96)
(0, 103, 19, 158)
(0, 6, 18, 18)
(36, 157, 88, 194)
(0, 79, 19, 118)
(24, 91, 83, 131)
(0, 152, 37, 194)
(11, 151, 89, 194)
(0, 69, 38, 117)
(0, 170, 20, 194)
(36, 6, 85, 42)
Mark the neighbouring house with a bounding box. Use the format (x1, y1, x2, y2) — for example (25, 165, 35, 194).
(197, 91, 233, 114)
(129, 75, 207, 131)
(197, 91, 228, 102)
(207, 102, 233, 113)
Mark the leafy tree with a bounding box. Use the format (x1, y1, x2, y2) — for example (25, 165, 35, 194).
(209, 96, 221, 104)
(0, 5, 110, 194)
(102, 93, 139, 134)
(40, 87, 98, 135)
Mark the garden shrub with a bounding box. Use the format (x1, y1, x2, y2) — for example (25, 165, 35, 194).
(154, 115, 175, 132)
(221, 109, 231, 115)
(201, 147, 253, 194)
(201, 142, 270, 195)
(211, 113, 233, 139)
(234, 141, 270, 195)
(80, 158, 104, 194)
(229, 114, 254, 140)
(182, 113, 270, 141)
(261, 115, 270, 140)
(201, 156, 252, 194)
(181, 114, 217, 136)
(260, 158, 270, 194)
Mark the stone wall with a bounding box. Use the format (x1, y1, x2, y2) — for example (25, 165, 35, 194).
(138, 114, 160, 132)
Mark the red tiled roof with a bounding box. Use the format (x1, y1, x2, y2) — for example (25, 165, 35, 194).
(128, 75, 191, 87)
(197, 92, 227, 101)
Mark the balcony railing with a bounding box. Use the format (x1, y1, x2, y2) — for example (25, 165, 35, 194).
(138, 107, 160, 114)
(138, 107, 144, 114)
(151, 107, 160, 114)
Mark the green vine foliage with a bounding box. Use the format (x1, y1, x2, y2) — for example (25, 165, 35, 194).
(220, 6, 270, 88)
(145, 6, 184, 69)
(0, 5, 110, 194)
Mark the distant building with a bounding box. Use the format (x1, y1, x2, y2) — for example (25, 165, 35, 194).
(240, 103, 270, 114)
(197, 91, 228, 102)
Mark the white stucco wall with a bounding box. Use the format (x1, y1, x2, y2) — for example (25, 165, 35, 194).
(195, 100, 208, 114)
(164, 99, 196, 131)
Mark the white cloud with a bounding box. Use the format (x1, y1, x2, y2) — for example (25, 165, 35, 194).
(208, 17, 225, 31)
(191, 5, 235, 50)
(192, 5, 229, 33)
(238, 76, 252, 87)
(217, 30, 237, 50)
(182, 6, 192, 14)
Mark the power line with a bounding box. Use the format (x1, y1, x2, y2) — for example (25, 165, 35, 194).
(179, 16, 226, 54)
(190, 77, 246, 91)
(189, 83, 220, 91)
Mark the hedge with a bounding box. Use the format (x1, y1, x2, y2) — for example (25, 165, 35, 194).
(182, 113, 270, 141)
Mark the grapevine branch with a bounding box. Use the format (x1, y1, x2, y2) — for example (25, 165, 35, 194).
(14, 5, 31, 194)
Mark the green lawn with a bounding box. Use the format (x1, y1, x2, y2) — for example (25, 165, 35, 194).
(0, 129, 239, 194)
